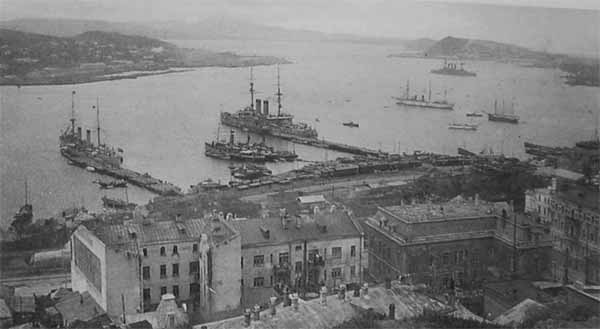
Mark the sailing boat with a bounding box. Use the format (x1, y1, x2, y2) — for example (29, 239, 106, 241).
(394, 80, 454, 110)
(488, 99, 519, 124)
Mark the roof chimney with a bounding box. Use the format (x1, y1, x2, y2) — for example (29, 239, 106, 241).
(263, 100, 269, 116)
(260, 226, 270, 239)
(255, 99, 261, 113)
(175, 213, 182, 222)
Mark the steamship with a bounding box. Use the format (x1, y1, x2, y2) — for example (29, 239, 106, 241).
(488, 99, 519, 124)
(59, 91, 123, 169)
(394, 80, 454, 110)
(220, 66, 318, 139)
(431, 60, 477, 77)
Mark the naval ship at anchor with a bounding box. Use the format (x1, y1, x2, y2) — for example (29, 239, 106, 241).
(394, 80, 454, 110)
(220, 66, 318, 139)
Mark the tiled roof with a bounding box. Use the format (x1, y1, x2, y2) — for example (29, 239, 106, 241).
(87, 217, 237, 248)
(380, 197, 509, 223)
(54, 291, 104, 323)
(198, 282, 453, 329)
(230, 210, 361, 247)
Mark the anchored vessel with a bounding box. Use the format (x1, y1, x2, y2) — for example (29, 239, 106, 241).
(205, 129, 298, 162)
(488, 99, 519, 124)
(59, 91, 124, 168)
(466, 112, 484, 117)
(431, 60, 476, 77)
(220, 66, 318, 139)
(448, 122, 478, 131)
(342, 121, 359, 128)
(394, 80, 454, 110)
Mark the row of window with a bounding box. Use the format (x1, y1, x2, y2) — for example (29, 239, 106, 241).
(142, 283, 200, 301)
(247, 246, 356, 268)
(142, 261, 200, 280)
(248, 266, 355, 287)
(142, 244, 199, 257)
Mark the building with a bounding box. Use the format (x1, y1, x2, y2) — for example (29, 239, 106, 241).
(70, 214, 241, 322)
(126, 293, 189, 329)
(0, 298, 12, 328)
(364, 195, 553, 291)
(230, 207, 366, 308)
(525, 179, 600, 284)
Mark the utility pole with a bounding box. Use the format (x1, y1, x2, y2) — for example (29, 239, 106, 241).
(95, 97, 101, 146)
(512, 200, 518, 274)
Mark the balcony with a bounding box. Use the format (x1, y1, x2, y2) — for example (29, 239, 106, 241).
(274, 263, 291, 276)
(308, 254, 325, 267)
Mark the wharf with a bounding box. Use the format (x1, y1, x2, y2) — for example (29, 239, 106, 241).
(62, 151, 182, 196)
(270, 131, 384, 157)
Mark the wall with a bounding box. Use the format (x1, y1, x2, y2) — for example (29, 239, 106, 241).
(208, 233, 242, 320)
(105, 245, 142, 318)
(71, 226, 107, 312)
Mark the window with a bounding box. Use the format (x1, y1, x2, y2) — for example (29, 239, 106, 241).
(160, 246, 166, 256)
(324, 270, 327, 281)
(253, 277, 264, 287)
(279, 252, 289, 265)
(332, 268, 342, 279)
(442, 252, 450, 265)
(241, 257, 244, 269)
(160, 286, 167, 296)
(193, 243, 198, 252)
(160, 264, 167, 279)
(295, 245, 302, 251)
(364, 236, 369, 249)
(172, 285, 179, 298)
(295, 261, 302, 273)
(189, 261, 199, 274)
(253, 255, 264, 267)
(350, 246, 356, 257)
(190, 283, 200, 295)
(172, 245, 179, 256)
(143, 248, 148, 257)
(270, 276, 273, 286)
(332, 247, 342, 258)
(143, 288, 151, 301)
(143, 266, 150, 280)
(168, 314, 175, 328)
(350, 265, 356, 277)
(172, 263, 179, 277)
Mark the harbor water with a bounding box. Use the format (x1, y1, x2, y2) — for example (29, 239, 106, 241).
(1, 39, 598, 226)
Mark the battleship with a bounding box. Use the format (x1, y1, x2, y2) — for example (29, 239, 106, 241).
(59, 91, 124, 168)
(431, 60, 476, 77)
(220, 66, 318, 139)
(394, 81, 454, 110)
(205, 129, 298, 162)
(488, 99, 519, 124)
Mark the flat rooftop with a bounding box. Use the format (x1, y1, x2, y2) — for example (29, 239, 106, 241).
(380, 196, 508, 223)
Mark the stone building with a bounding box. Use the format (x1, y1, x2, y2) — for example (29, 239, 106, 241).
(525, 179, 600, 284)
(70, 214, 241, 322)
(230, 207, 366, 308)
(364, 195, 552, 290)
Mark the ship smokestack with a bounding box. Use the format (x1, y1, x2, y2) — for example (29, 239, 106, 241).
(263, 100, 269, 116)
(230, 130, 235, 145)
(86, 129, 91, 144)
(77, 127, 82, 139)
(255, 99, 261, 113)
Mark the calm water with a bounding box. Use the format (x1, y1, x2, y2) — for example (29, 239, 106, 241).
(1, 39, 598, 226)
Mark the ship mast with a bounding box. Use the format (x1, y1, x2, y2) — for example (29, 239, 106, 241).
(96, 97, 101, 146)
(250, 67, 255, 110)
(428, 81, 432, 102)
(276, 64, 282, 117)
(494, 99, 498, 115)
(70, 90, 76, 133)
(24, 177, 28, 205)
(405, 80, 409, 99)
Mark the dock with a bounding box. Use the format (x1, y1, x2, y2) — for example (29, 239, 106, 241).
(62, 151, 182, 196)
(269, 131, 385, 157)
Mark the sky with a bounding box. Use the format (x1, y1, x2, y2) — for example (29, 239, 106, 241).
(0, 0, 598, 55)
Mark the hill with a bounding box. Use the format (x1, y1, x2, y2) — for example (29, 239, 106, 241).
(423, 36, 554, 62)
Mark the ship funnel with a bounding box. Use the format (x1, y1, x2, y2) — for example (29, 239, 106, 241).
(86, 129, 91, 144)
(77, 127, 82, 139)
(263, 100, 269, 116)
(255, 99, 261, 113)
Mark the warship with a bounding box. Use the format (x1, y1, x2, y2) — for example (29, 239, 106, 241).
(59, 91, 123, 169)
(431, 60, 476, 77)
(205, 129, 298, 162)
(394, 80, 454, 110)
(488, 99, 519, 124)
(220, 66, 318, 139)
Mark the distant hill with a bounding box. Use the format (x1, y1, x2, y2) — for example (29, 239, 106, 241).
(0, 17, 409, 45)
(423, 36, 555, 62)
(73, 31, 174, 49)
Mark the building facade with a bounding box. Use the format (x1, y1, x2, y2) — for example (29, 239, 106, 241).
(525, 180, 600, 284)
(364, 196, 552, 291)
(231, 207, 366, 308)
(71, 215, 241, 321)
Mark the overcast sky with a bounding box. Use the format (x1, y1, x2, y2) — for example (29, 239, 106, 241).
(1, 0, 598, 55)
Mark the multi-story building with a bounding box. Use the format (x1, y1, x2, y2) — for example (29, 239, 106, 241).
(364, 195, 552, 290)
(230, 207, 366, 308)
(525, 179, 600, 284)
(70, 214, 241, 321)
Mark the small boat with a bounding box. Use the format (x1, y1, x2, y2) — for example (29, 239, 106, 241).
(102, 196, 136, 210)
(342, 121, 359, 128)
(85, 166, 95, 172)
(466, 112, 483, 117)
(95, 179, 127, 189)
(448, 123, 478, 131)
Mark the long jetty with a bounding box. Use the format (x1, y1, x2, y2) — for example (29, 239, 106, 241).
(271, 131, 385, 157)
(62, 152, 182, 196)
